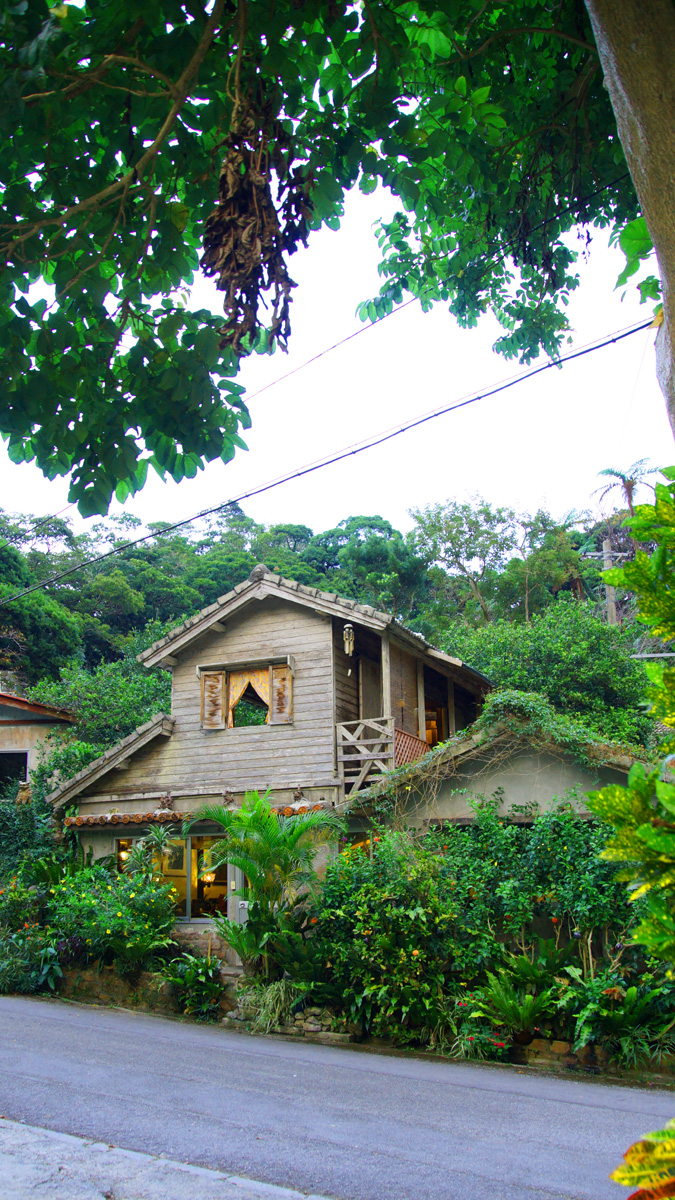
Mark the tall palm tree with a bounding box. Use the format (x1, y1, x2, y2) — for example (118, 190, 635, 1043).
(595, 460, 658, 517)
(184, 791, 342, 916)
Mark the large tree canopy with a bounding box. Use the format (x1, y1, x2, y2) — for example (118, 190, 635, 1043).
(0, 1, 646, 513)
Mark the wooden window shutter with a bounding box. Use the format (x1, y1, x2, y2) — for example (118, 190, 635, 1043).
(269, 664, 293, 724)
(201, 671, 226, 729)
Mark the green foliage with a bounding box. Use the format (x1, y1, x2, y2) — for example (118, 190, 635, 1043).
(0, 792, 55, 879)
(586, 471, 675, 973)
(585, 472, 675, 1200)
(444, 601, 652, 745)
(213, 917, 270, 974)
(236, 978, 304, 1034)
(290, 808, 641, 1046)
(0, 926, 57, 996)
(0, 582, 81, 683)
(0, 875, 42, 929)
(409, 498, 519, 623)
(163, 952, 223, 1021)
(45, 864, 177, 967)
(561, 969, 675, 1066)
(0, 3, 635, 510)
(470, 971, 559, 1034)
(314, 836, 454, 1037)
(29, 625, 172, 746)
(603, 468, 675, 743)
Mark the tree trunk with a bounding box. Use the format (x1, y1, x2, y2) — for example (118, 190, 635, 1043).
(585, 0, 675, 435)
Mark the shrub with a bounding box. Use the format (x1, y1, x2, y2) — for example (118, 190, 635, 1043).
(45, 865, 177, 969)
(313, 834, 457, 1039)
(163, 952, 223, 1020)
(0, 926, 57, 995)
(0, 794, 55, 880)
(0, 877, 43, 929)
(236, 978, 304, 1033)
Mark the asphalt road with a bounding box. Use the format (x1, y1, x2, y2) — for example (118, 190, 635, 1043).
(0, 997, 673, 1200)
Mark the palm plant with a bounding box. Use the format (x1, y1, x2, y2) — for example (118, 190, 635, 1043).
(122, 825, 179, 880)
(595, 460, 658, 517)
(185, 791, 342, 917)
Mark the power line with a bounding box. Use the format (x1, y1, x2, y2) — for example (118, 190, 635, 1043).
(0, 316, 654, 609)
(245, 173, 632, 406)
(6, 171, 632, 541)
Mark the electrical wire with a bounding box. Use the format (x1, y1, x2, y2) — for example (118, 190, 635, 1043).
(245, 172, 633, 407)
(8, 171, 632, 537)
(0, 315, 654, 609)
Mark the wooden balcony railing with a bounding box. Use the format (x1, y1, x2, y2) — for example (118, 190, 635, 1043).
(394, 726, 430, 766)
(336, 717, 394, 794)
(336, 718, 430, 794)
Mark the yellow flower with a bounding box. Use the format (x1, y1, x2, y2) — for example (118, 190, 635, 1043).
(106, 929, 111, 934)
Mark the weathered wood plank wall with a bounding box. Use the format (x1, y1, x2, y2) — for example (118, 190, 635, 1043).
(82, 599, 337, 799)
(389, 642, 419, 736)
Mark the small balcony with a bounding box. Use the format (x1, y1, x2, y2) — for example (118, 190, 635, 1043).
(336, 718, 429, 795)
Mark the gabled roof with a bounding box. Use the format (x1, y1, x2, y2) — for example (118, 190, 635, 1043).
(0, 692, 75, 723)
(139, 564, 491, 692)
(49, 713, 174, 810)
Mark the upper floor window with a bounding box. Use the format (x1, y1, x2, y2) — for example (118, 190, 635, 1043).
(200, 663, 293, 730)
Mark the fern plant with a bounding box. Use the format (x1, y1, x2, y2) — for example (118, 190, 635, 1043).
(470, 970, 558, 1034)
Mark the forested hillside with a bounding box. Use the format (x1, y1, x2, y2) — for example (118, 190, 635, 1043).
(0, 492, 662, 791)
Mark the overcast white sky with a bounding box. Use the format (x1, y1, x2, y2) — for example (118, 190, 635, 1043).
(0, 187, 671, 537)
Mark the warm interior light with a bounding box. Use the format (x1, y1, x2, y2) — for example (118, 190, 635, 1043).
(202, 872, 215, 884)
(119, 851, 130, 860)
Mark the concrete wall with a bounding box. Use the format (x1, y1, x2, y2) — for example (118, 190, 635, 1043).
(398, 748, 627, 826)
(0, 720, 63, 777)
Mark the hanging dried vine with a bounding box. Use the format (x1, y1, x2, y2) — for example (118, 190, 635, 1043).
(201, 4, 313, 354)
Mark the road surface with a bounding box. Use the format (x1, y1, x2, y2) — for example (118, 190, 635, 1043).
(0, 996, 672, 1200)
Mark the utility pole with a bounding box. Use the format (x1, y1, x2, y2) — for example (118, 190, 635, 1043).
(603, 539, 618, 626)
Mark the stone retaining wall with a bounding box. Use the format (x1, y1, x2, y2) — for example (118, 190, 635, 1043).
(58, 966, 181, 1015)
(222, 1003, 358, 1046)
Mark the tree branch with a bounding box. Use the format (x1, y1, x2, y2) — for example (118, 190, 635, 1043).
(447, 25, 597, 65)
(3, 0, 226, 259)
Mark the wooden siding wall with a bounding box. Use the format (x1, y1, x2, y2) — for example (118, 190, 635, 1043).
(82, 599, 336, 800)
(389, 642, 418, 735)
(333, 618, 359, 724)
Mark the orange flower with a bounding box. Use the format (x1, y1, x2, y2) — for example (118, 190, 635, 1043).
(310, 917, 318, 924)
(412, 950, 419, 956)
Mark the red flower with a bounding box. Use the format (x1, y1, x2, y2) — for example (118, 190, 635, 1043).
(551, 917, 559, 924)
(310, 917, 318, 924)
(468, 1036, 474, 1042)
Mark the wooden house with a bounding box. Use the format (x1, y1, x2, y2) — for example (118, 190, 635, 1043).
(0, 692, 74, 794)
(49, 565, 490, 924)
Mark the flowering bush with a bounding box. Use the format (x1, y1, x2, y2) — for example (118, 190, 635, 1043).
(287, 810, 649, 1058)
(311, 834, 456, 1039)
(45, 865, 177, 968)
(0, 877, 42, 930)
